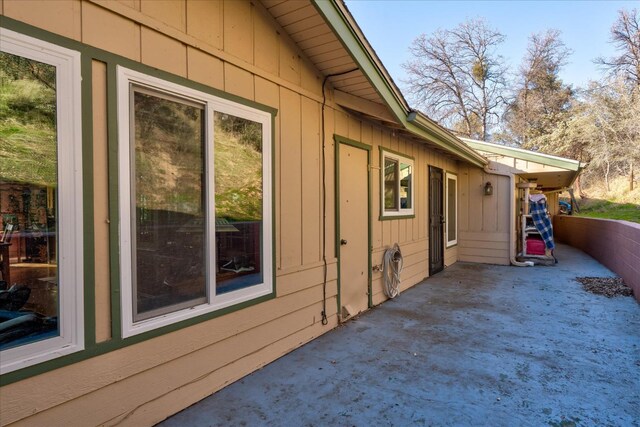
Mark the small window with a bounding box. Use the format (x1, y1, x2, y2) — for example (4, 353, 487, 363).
(381, 150, 414, 218)
(0, 29, 83, 374)
(445, 173, 458, 247)
(118, 67, 273, 337)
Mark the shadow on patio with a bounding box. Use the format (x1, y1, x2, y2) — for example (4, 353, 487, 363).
(158, 243, 639, 426)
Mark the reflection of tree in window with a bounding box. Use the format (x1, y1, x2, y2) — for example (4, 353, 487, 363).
(384, 158, 398, 210)
(132, 89, 206, 320)
(447, 176, 457, 244)
(400, 163, 412, 209)
(0, 52, 59, 350)
(214, 112, 263, 294)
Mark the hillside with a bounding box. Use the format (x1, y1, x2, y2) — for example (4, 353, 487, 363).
(564, 177, 640, 223)
(0, 53, 57, 187)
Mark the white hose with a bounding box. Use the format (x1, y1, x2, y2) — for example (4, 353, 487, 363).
(383, 243, 403, 298)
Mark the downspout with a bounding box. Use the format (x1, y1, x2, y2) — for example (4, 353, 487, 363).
(483, 165, 533, 267)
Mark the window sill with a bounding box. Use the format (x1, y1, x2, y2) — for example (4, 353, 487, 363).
(379, 213, 416, 221)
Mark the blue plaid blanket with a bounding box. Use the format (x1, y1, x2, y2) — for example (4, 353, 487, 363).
(530, 199, 555, 250)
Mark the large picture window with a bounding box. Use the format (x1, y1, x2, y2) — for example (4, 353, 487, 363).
(445, 172, 458, 247)
(0, 29, 83, 374)
(381, 150, 414, 218)
(118, 67, 272, 337)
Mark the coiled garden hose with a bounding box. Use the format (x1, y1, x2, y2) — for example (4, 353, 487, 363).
(383, 243, 403, 298)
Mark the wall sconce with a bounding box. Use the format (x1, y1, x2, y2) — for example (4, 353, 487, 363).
(484, 181, 493, 196)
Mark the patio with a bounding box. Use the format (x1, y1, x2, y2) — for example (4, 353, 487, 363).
(158, 244, 640, 426)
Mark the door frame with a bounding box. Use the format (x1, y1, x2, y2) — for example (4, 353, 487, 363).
(428, 165, 444, 276)
(334, 135, 372, 318)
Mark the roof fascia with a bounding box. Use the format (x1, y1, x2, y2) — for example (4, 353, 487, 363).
(407, 112, 488, 167)
(461, 138, 582, 171)
(312, 0, 487, 168)
(312, 0, 407, 119)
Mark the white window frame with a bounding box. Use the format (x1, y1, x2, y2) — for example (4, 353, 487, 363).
(445, 172, 458, 247)
(380, 150, 414, 218)
(117, 66, 273, 338)
(0, 29, 84, 374)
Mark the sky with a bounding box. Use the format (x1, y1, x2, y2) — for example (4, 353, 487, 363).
(345, 0, 637, 90)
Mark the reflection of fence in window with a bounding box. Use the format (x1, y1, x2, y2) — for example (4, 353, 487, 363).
(131, 87, 207, 321)
(216, 221, 262, 294)
(214, 112, 264, 295)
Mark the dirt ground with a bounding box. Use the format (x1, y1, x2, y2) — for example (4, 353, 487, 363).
(159, 244, 640, 426)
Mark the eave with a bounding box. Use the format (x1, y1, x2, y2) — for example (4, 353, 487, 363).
(461, 138, 585, 191)
(460, 138, 583, 171)
(310, 0, 488, 168)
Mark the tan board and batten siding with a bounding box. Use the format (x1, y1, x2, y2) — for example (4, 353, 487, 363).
(0, 1, 463, 425)
(458, 165, 511, 265)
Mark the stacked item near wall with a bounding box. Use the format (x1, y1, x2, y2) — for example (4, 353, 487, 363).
(517, 183, 557, 265)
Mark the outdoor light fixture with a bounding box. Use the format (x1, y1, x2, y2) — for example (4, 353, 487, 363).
(484, 181, 493, 196)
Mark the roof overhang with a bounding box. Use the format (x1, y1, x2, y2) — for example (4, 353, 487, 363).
(461, 138, 585, 191)
(269, 0, 487, 168)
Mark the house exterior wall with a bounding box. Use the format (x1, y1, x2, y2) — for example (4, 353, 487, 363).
(473, 151, 565, 218)
(457, 165, 511, 265)
(0, 1, 461, 425)
(370, 143, 459, 306)
(546, 192, 559, 216)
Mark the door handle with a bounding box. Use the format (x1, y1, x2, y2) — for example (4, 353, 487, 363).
(340, 239, 348, 245)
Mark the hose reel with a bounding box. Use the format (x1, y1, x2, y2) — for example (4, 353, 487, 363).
(383, 243, 403, 298)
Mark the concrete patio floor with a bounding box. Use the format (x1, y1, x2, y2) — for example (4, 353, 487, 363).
(159, 244, 640, 426)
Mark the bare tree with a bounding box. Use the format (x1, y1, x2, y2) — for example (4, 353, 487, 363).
(504, 30, 573, 147)
(403, 19, 508, 140)
(537, 78, 640, 192)
(587, 78, 640, 191)
(596, 8, 640, 87)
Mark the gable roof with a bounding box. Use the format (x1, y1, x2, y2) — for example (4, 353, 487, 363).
(262, 0, 487, 168)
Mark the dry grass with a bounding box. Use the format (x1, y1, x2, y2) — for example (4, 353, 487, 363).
(561, 177, 640, 223)
(579, 176, 640, 205)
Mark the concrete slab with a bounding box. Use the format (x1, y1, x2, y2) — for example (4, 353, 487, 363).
(158, 244, 640, 426)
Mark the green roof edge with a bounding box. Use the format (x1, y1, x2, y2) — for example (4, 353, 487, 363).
(460, 137, 583, 171)
(312, 0, 487, 168)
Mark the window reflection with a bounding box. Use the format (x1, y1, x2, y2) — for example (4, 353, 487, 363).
(384, 158, 398, 210)
(400, 163, 412, 209)
(132, 89, 206, 320)
(447, 177, 457, 242)
(0, 52, 59, 350)
(214, 112, 263, 294)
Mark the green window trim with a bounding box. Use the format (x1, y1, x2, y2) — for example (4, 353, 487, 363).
(379, 147, 415, 219)
(117, 66, 275, 338)
(0, 17, 278, 386)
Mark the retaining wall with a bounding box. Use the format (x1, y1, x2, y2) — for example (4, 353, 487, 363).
(554, 215, 640, 303)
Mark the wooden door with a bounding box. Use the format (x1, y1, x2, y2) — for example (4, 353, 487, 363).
(429, 166, 444, 275)
(338, 142, 369, 320)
